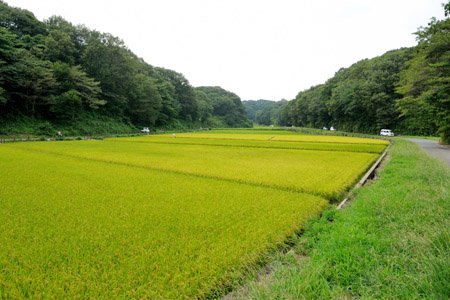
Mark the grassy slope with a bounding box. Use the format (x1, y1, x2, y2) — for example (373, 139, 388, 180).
(0, 115, 137, 136)
(238, 139, 449, 299)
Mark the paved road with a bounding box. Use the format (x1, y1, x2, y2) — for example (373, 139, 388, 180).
(407, 138, 450, 167)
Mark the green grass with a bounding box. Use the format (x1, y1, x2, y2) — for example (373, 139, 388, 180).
(398, 135, 440, 141)
(0, 114, 137, 137)
(235, 139, 450, 299)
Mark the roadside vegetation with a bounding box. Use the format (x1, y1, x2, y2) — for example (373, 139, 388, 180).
(235, 139, 450, 299)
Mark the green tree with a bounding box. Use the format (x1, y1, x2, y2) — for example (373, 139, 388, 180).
(397, 11, 450, 142)
(52, 62, 105, 118)
(0, 1, 46, 36)
(194, 89, 213, 122)
(44, 29, 76, 64)
(196, 86, 250, 127)
(0, 86, 6, 105)
(154, 78, 179, 126)
(81, 32, 135, 116)
(128, 74, 162, 126)
(4, 48, 55, 116)
(156, 68, 198, 121)
(284, 48, 411, 134)
(243, 99, 290, 126)
(48, 89, 82, 120)
(0, 27, 17, 107)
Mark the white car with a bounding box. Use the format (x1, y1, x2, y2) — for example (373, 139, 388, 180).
(141, 127, 150, 134)
(380, 129, 394, 137)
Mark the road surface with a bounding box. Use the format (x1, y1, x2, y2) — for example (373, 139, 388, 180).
(407, 138, 450, 167)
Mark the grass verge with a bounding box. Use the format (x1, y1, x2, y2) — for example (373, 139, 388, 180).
(235, 139, 449, 299)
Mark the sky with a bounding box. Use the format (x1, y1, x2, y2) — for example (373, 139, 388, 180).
(4, 0, 446, 100)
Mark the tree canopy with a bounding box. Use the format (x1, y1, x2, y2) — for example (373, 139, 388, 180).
(396, 10, 450, 143)
(0, 1, 250, 134)
(195, 86, 251, 128)
(243, 100, 289, 126)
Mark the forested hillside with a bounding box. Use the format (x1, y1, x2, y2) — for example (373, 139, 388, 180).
(247, 4, 449, 142)
(282, 48, 413, 133)
(243, 100, 288, 126)
(0, 1, 250, 135)
(195, 86, 251, 128)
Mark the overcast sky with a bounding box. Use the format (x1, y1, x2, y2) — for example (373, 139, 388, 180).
(5, 0, 446, 100)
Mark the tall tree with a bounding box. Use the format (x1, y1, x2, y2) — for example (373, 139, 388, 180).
(128, 74, 162, 126)
(194, 89, 213, 123)
(397, 8, 450, 142)
(81, 32, 135, 116)
(156, 68, 198, 122)
(49, 62, 105, 120)
(44, 29, 76, 64)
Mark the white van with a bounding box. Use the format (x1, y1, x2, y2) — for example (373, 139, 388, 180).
(380, 129, 394, 137)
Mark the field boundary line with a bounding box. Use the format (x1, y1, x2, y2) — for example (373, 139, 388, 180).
(337, 147, 389, 209)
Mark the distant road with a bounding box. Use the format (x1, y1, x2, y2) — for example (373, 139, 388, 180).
(406, 138, 450, 167)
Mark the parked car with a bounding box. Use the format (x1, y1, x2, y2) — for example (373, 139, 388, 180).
(141, 127, 150, 134)
(330, 126, 336, 131)
(380, 129, 394, 137)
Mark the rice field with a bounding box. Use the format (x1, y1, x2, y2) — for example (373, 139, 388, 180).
(164, 132, 387, 145)
(0, 129, 388, 298)
(112, 136, 387, 153)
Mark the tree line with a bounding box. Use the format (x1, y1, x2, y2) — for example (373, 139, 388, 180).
(245, 3, 449, 143)
(0, 1, 250, 135)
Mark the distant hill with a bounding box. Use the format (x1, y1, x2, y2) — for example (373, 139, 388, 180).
(195, 86, 251, 128)
(243, 100, 288, 125)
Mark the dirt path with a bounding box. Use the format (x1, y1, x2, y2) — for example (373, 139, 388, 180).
(406, 138, 450, 167)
